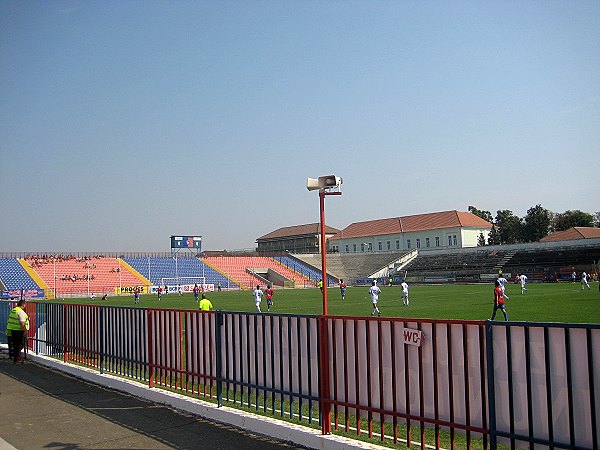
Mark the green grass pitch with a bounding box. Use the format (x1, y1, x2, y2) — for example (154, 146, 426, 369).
(51, 281, 600, 324)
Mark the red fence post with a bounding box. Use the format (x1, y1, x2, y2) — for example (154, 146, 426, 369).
(319, 315, 331, 434)
(148, 309, 154, 388)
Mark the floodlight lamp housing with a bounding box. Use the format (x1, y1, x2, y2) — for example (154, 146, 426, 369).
(306, 175, 343, 191)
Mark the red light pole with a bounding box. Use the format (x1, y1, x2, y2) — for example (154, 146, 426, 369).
(307, 175, 342, 435)
(319, 189, 341, 315)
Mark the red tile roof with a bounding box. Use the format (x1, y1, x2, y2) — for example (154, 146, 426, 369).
(539, 227, 600, 242)
(257, 223, 341, 241)
(330, 210, 492, 240)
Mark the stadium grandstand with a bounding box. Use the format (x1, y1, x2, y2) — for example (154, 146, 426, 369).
(1, 224, 599, 298)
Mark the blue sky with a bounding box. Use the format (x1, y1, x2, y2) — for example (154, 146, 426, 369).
(1, 1, 598, 252)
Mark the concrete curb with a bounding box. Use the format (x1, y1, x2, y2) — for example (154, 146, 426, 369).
(23, 351, 387, 450)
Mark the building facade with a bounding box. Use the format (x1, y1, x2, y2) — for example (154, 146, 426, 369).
(256, 223, 341, 254)
(329, 210, 492, 253)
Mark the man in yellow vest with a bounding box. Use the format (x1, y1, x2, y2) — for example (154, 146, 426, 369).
(198, 293, 213, 311)
(6, 299, 29, 364)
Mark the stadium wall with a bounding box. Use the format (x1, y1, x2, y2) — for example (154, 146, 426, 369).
(1, 301, 598, 449)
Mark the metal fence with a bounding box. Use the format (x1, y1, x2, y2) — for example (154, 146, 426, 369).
(1, 300, 598, 449)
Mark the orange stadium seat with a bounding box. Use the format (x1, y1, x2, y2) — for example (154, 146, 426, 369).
(26, 255, 143, 297)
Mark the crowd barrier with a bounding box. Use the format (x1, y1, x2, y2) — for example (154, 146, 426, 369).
(1, 301, 598, 450)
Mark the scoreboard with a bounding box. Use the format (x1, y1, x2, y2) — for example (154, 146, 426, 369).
(170, 235, 202, 250)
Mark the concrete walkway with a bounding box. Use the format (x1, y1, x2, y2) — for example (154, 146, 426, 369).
(0, 350, 385, 450)
(0, 353, 307, 450)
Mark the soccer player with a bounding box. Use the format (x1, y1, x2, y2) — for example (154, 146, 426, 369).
(198, 293, 213, 311)
(369, 281, 381, 317)
(518, 274, 528, 294)
(253, 285, 263, 313)
(265, 285, 275, 311)
(401, 280, 409, 305)
(581, 271, 591, 290)
(193, 283, 200, 303)
(317, 279, 323, 292)
(339, 279, 347, 300)
(497, 275, 510, 301)
(134, 287, 140, 304)
(490, 280, 508, 321)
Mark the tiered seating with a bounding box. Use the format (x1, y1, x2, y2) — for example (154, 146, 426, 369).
(293, 252, 410, 283)
(0, 258, 39, 290)
(203, 256, 313, 289)
(25, 255, 142, 296)
(271, 255, 323, 282)
(504, 246, 600, 281)
(123, 256, 238, 290)
(403, 250, 508, 277)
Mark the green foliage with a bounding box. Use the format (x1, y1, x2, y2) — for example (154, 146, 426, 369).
(468, 205, 493, 223)
(553, 210, 596, 231)
(522, 204, 552, 242)
(477, 232, 486, 246)
(494, 209, 522, 244)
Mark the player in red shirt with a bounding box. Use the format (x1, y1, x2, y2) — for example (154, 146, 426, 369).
(490, 280, 508, 321)
(193, 284, 200, 303)
(339, 279, 347, 300)
(265, 285, 275, 312)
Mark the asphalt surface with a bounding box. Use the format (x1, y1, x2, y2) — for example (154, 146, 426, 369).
(0, 351, 306, 450)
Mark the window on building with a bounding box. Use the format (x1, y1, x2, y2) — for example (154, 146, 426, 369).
(368, 243, 373, 252)
(361, 243, 365, 252)
(407, 239, 411, 249)
(416, 238, 421, 249)
(387, 241, 391, 250)
(353, 243, 357, 253)
(426, 237, 430, 248)
(396, 240, 400, 250)
(448, 235, 452, 246)
(345, 245, 349, 253)
(378, 241, 382, 251)
(453, 235, 457, 246)
(435, 237, 440, 247)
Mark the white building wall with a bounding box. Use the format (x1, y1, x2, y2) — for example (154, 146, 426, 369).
(333, 227, 491, 253)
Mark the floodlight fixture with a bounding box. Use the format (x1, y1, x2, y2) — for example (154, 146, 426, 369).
(306, 175, 343, 191)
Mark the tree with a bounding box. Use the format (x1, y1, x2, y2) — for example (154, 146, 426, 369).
(495, 210, 522, 244)
(477, 232, 486, 246)
(596, 212, 600, 228)
(468, 206, 494, 223)
(553, 210, 596, 231)
(522, 204, 552, 242)
(488, 225, 500, 245)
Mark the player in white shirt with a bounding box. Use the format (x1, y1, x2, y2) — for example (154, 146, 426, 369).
(400, 281, 409, 306)
(518, 274, 528, 294)
(253, 285, 264, 312)
(369, 281, 382, 316)
(497, 276, 510, 301)
(581, 272, 590, 290)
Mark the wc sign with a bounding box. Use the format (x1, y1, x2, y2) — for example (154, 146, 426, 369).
(402, 327, 424, 347)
